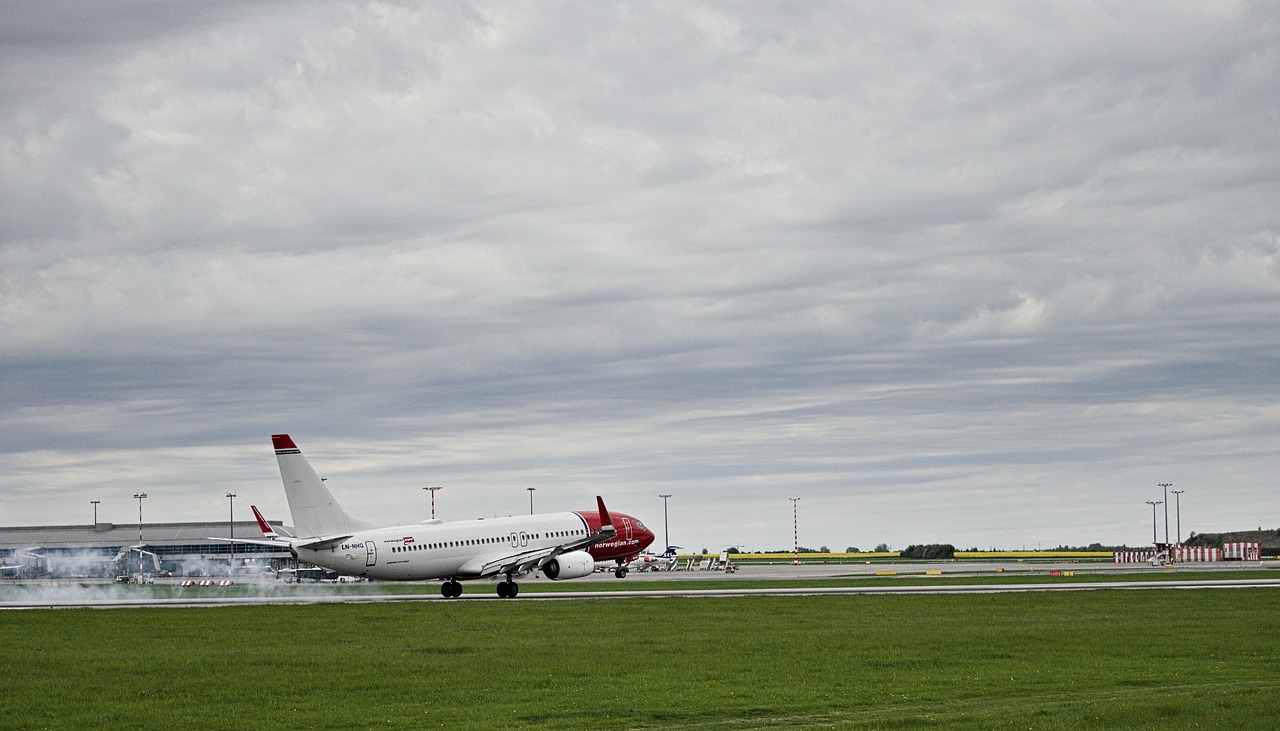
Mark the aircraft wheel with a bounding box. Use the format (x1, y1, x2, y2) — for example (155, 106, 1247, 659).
(442, 580, 462, 598)
(496, 582, 510, 598)
(509, 582, 519, 597)
(614, 567, 628, 579)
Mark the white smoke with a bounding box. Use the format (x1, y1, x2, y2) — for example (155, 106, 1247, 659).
(0, 572, 378, 608)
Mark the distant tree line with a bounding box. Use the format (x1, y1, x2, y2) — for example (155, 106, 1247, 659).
(898, 544, 956, 560)
(1046, 543, 1135, 552)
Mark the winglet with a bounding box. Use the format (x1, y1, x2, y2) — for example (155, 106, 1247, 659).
(596, 496, 616, 538)
(272, 434, 298, 451)
(251, 505, 279, 538)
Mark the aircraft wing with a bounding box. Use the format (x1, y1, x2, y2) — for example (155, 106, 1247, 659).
(460, 544, 564, 579)
(461, 497, 618, 578)
(459, 542, 576, 579)
(297, 534, 353, 551)
(208, 536, 294, 549)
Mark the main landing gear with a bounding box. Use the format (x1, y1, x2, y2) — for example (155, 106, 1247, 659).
(614, 566, 628, 579)
(440, 578, 521, 598)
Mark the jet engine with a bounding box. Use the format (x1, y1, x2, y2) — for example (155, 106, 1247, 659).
(542, 550, 596, 580)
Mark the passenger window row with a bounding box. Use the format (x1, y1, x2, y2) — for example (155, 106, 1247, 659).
(389, 529, 586, 553)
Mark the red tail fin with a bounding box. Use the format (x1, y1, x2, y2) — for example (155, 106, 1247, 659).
(251, 505, 277, 537)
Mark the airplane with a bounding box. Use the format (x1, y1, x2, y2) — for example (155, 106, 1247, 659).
(629, 545, 682, 573)
(111, 544, 163, 575)
(0, 548, 47, 578)
(595, 553, 640, 578)
(600, 545, 681, 577)
(2, 546, 139, 579)
(220, 434, 655, 598)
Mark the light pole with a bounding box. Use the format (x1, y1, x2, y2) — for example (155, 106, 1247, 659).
(1171, 490, 1185, 545)
(1158, 483, 1172, 545)
(133, 493, 148, 544)
(659, 494, 672, 550)
(423, 486, 443, 520)
(90, 499, 100, 527)
(226, 493, 236, 572)
(1145, 500, 1162, 546)
(527, 487, 536, 515)
(789, 497, 801, 565)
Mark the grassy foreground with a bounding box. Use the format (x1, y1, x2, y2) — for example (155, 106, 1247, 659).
(2, 590, 1277, 729)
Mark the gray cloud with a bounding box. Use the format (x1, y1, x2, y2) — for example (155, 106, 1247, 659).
(2, 1, 1277, 552)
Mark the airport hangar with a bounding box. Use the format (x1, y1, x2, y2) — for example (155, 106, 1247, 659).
(0, 520, 295, 578)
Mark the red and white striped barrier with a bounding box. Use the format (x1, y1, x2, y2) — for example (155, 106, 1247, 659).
(178, 580, 235, 586)
(1172, 546, 1221, 562)
(1114, 544, 1261, 563)
(1223, 542, 1261, 561)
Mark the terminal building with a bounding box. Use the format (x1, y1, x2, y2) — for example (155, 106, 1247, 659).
(1, 520, 295, 579)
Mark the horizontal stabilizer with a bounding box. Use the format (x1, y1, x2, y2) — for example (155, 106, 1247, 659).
(208, 536, 291, 549)
(297, 534, 353, 551)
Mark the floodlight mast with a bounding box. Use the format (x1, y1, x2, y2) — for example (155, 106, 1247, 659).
(133, 493, 148, 544)
(789, 497, 801, 565)
(423, 485, 442, 520)
(1145, 500, 1162, 546)
(1158, 483, 1172, 545)
(226, 493, 236, 570)
(659, 494, 672, 550)
(1171, 490, 1185, 545)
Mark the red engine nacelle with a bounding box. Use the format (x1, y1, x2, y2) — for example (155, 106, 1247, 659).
(542, 550, 596, 580)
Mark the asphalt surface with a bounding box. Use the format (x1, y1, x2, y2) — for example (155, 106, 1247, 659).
(2, 560, 1276, 609)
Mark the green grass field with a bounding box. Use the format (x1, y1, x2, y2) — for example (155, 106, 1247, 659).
(2, 589, 1277, 729)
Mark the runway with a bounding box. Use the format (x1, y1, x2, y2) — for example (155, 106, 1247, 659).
(2, 562, 1276, 609)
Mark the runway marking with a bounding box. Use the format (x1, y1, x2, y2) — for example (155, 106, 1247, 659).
(4, 577, 1278, 609)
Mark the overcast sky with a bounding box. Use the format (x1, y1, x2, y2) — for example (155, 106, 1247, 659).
(2, 1, 1277, 552)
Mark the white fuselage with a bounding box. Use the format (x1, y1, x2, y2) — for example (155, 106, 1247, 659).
(296, 512, 592, 581)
